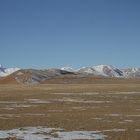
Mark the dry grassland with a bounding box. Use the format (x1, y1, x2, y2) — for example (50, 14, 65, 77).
(0, 78, 140, 139)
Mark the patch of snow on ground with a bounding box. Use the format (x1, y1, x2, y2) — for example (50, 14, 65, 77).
(51, 97, 112, 104)
(103, 129, 126, 132)
(52, 92, 100, 95)
(107, 114, 121, 117)
(25, 99, 51, 104)
(0, 127, 106, 140)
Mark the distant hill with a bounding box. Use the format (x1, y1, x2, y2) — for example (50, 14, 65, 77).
(0, 64, 140, 84)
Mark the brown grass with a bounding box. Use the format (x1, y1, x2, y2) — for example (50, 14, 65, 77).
(0, 78, 140, 139)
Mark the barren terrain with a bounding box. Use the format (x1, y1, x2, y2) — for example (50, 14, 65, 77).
(0, 78, 140, 139)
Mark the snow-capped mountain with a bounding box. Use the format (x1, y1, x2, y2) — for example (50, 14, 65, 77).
(123, 68, 140, 78)
(0, 64, 140, 84)
(61, 67, 76, 72)
(0, 65, 20, 77)
(79, 65, 126, 78)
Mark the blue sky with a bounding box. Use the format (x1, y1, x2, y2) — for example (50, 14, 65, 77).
(0, 0, 140, 68)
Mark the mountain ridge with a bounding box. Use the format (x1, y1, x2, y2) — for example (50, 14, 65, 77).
(0, 64, 140, 84)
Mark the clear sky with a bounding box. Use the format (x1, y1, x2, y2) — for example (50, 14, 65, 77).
(0, 0, 140, 69)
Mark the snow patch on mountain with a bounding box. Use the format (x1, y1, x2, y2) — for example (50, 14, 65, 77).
(0, 65, 20, 77)
(123, 68, 140, 78)
(79, 65, 125, 78)
(61, 67, 76, 72)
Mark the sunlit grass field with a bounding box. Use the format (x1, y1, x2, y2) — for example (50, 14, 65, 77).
(0, 79, 140, 139)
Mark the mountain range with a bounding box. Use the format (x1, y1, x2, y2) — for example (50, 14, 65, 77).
(0, 64, 140, 84)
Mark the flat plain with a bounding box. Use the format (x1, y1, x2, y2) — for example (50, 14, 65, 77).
(0, 78, 140, 140)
